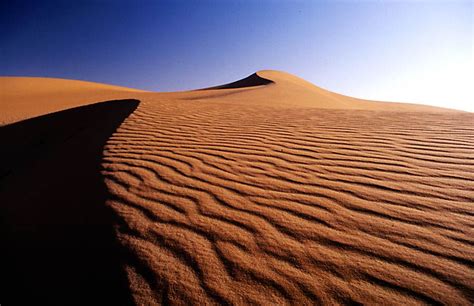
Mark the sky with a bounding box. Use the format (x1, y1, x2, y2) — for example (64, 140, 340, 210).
(1, 0, 472, 111)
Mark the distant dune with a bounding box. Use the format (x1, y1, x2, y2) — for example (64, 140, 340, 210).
(1, 71, 473, 305)
(0, 77, 146, 125)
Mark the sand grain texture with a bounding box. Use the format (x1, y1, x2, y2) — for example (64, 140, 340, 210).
(1, 71, 473, 305)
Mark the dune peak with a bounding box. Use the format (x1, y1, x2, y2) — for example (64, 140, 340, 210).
(200, 72, 273, 90)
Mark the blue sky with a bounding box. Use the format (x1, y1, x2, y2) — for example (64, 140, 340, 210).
(1, 0, 472, 111)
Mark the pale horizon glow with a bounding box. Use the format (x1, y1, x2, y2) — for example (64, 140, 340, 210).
(332, 54, 473, 112)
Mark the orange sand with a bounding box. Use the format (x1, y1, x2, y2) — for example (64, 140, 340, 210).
(1, 71, 473, 305)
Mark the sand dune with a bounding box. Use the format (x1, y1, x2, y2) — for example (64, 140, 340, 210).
(1, 71, 473, 305)
(0, 77, 146, 125)
(1, 99, 139, 305)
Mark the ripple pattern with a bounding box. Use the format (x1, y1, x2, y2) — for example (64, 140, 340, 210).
(103, 98, 474, 305)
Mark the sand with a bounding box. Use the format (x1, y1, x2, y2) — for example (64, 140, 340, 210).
(1, 70, 473, 305)
(0, 77, 146, 126)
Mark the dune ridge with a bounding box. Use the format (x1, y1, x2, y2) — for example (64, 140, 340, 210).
(0, 99, 139, 304)
(1, 70, 473, 305)
(200, 72, 274, 90)
(0, 77, 147, 125)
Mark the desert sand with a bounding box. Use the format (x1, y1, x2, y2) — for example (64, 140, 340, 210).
(1, 70, 473, 305)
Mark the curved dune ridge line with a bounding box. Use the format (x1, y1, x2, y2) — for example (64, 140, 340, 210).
(0, 76, 147, 125)
(184, 70, 460, 111)
(0, 99, 140, 305)
(1, 70, 473, 305)
(199, 72, 274, 90)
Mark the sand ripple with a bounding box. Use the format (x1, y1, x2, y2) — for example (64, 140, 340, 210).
(103, 99, 474, 305)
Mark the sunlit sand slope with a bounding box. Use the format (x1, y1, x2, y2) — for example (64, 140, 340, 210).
(0, 77, 146, 125)
(1, 71, 472, 305)
(103, 71, 473, 304)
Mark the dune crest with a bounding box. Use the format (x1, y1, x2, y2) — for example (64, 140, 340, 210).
(1, 72, 473, 304)
(1, 99, 139, 304)
(201, 72, 274, 90)
(0, 77, 146, 125)
(181, 70, 458, 111)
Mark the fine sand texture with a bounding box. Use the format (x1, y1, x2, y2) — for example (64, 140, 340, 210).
(1, 71, 473, 305)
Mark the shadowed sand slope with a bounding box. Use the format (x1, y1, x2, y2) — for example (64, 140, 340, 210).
(1, 71, 473, 305)
(200, 72, 274, 90)
(0, 99, 139, 305)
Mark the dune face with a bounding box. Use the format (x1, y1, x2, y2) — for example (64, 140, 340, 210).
(1, 99, 139, 305)
(0, 77, 146, 125)
(201, 72, 274, 89)
(1, 71, 473, 305)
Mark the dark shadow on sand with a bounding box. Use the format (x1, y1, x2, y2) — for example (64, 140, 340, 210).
(0, 99, 139, 305)
(198, 72, 273, 90)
